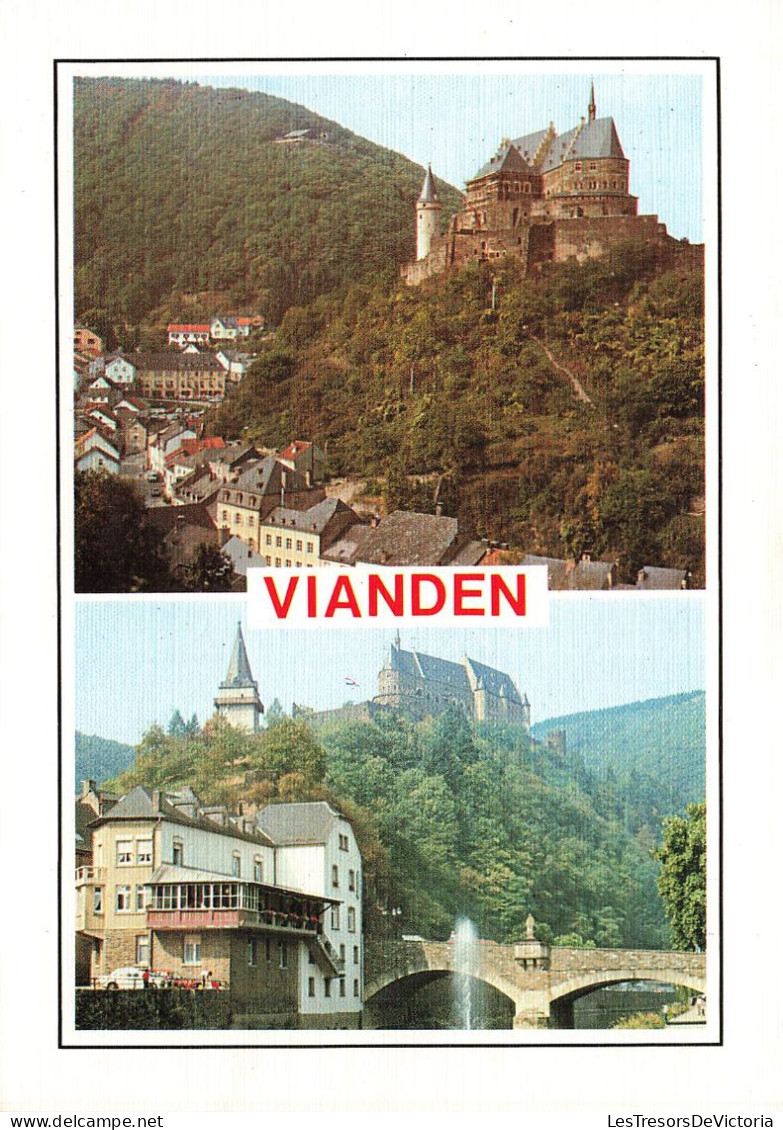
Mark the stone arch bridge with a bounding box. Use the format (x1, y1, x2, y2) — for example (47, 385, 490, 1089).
(365, 938, 706, 1028)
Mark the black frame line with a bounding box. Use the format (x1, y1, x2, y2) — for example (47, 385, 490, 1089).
(55, 54, 722, 1052)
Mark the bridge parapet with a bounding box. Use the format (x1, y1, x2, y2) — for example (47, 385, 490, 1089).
(549, 947, 704, 977)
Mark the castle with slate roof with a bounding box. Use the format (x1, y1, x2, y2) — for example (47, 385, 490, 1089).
(293, 635, 530, 730)
(404, 85, 696, 285)
(375, 634, 530, 727)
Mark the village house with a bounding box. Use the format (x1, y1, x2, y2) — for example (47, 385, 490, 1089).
(257, 497, 359, 568)
(75, 427, 121, 474)
(162, 436, 227, 499)
(167, 323, 211, 346)
(133, 353, 227, 401)
(321, 510, 485, 568)
(75, 627, 363, 1026)
(215, 349, 253, 382)
(104, 353, 137, 385)
(216, 455, 327, 551)
(277, 440, 326, 483)
(147, 420, 199, 476)
(74, 324, 104, 358)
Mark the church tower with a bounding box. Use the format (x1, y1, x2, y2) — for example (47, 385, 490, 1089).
(214, 623, 263, 733)
(416, 165, 442, 260)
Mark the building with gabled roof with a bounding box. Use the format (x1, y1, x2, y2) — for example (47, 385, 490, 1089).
(375, 635, 530, 726)
(404, 85, 701, 285)
(75, 779, 362, 1024)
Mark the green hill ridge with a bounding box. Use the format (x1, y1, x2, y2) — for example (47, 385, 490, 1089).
(74, 76, 463, 339)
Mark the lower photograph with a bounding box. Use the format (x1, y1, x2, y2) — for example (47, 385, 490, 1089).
(69, 596, 712, 1042)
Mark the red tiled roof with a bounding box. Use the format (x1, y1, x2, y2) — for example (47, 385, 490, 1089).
(167, 324, 211, 333)
(165, 436, 226, 466)
(279, 440, 312, 460)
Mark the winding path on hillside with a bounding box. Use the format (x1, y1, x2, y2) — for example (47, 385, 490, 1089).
(528, 333, 593, 405)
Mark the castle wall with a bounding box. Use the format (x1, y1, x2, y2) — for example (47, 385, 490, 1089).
(548, 214, 671, 265)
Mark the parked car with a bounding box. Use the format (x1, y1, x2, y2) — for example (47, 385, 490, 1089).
(97, 966, 170, 990)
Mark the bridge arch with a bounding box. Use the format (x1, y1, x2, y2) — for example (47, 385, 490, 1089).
(364, 967, 519, 1029)
(549, 967, 706, 1008)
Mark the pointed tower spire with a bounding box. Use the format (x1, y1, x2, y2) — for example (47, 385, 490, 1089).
(588, 81, 597, 122)
(222, 622, 255, 687)
(416, 164, 442, 261)
(214, 623, 263, 732)
(418, 164, 439, 204)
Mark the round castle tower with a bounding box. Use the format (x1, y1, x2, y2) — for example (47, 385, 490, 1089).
(416, 165, 442, 261)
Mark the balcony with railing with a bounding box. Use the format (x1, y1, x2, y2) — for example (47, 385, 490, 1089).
(75, 866, 106, 885)
(145, 879, 332, 942)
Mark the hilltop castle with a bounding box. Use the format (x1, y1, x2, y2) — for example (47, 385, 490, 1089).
(293, 635, 530, 730)
(404, 85, 697, 285)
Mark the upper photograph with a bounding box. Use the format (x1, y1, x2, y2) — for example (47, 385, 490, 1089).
(62, 64, 713, 593)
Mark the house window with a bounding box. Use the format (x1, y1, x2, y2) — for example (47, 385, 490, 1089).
(285, 538, 292, 550)
(324, 979, 331, 998)
(265, 939, 272, 964)
(137, 839, 152, 864)
(275, 536, 282, 547)
(183, 935, 202, 965)
(136, 935, 150, 965)
(254, 858, 263, 882)
(331, 905, 340, 930)
(338, 834, 349, 851)
(306, 542, 314, 553)
(308, 977, 316, 997)
(265, 534, 272, 546)
(232, 854, 241, 878)
(116, 839, 132, 865)
(275, 558, 282, 567)
(348, 869, 355, 891)
(116, 885, 131, 912)
(172, 841, 183, 866)
(354, 978, 360, 997)
(248, 516, 254, 526)
(235, 513, 242, 524)
(353, 946, 359, 964)
(339, 944, 345, 964)
(348, 907, 357, 933)
(285, 559, 292, 567)
(247, 938, 257, 966)
(339, 979, 346, 997)
(93, 887, 103, 914)
(265, 556, 272, 566)
(135, 885, 147, 912)
(296, 540, 303, 552)
(332, 865, 339, 888)
(278, 941, 287, 969)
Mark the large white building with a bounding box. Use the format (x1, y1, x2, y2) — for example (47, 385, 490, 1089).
(75, 627, 363, 1027)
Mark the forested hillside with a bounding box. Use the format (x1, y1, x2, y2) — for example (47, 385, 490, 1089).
(103, 693, 704, 950)
(73, 77, 462, 340)
(208, 248, 704, 580)
(532, 692, 706, 805)
(75, 731, 136, 789)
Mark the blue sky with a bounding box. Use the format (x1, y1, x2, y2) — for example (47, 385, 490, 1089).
(172, 67, 705, 242)
(75, 595, 705, 746)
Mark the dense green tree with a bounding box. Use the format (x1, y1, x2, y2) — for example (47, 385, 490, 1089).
(168, 710, 187, 737)
(179, 544, 235, 592)
(655, 802, 706, 951)
(74, 471, 172, 593)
